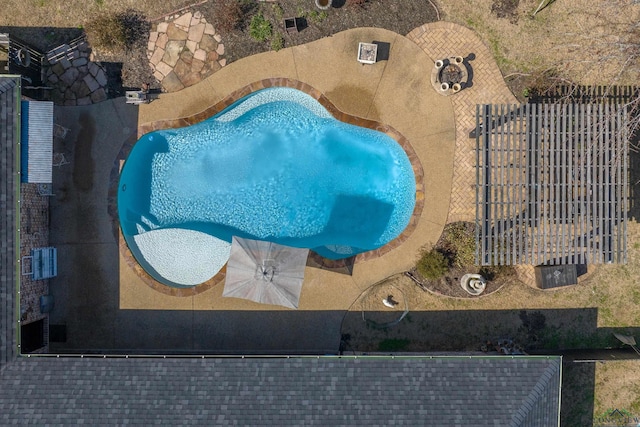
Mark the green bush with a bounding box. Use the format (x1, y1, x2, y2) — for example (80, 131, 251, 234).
(85, 9, 148, 53)
(441, 222, 476, 268)
(249, 12, 272, 42)
(417, 248, 449, 280)
(270, 32, 284, 51)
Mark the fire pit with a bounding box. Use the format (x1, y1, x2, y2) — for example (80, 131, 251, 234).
(431, 56, 469, 95)
(440, 64, 463, 85)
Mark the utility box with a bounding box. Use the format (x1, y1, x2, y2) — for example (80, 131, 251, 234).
(535, 264, 578, 289)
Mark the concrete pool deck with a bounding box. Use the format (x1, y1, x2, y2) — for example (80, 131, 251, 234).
(48, 23, 517, 354)
(123, 27, 456, 313)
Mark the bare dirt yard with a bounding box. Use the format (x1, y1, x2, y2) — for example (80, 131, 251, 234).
(3, 0, 640, 424)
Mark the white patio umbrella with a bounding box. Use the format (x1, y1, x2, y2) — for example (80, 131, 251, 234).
(222, 236, 310, 309)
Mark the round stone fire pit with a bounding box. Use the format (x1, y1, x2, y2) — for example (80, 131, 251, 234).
(431, 56, 469, 96)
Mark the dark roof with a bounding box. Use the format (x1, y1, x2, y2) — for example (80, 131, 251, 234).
(0, 355, 561, 426)
(0, 75, 20, 371)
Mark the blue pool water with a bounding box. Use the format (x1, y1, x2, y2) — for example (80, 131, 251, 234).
(118, 88, 415, 284)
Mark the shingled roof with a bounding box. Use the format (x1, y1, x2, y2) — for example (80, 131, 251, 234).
(0, 355, 561, 426)
(0, 75, 20, 372)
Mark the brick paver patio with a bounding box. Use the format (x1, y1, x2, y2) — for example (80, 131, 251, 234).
(407, 22, 518, 224)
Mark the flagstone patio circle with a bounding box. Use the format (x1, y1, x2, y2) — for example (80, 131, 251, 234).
(148, 11, 226, 92)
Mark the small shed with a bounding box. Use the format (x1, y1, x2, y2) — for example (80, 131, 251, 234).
(20, 101, 53, 183)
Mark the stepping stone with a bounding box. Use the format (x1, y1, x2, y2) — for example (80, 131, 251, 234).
(194, 48, 206, 62)
(216, 44, 225, 55)
(163, 40, 185, 67)
(60, 68, 79, 86)
(95, 69, 108, 87)
(91, 88, 107, 103)
(191, 58, 205, 74)
(190, 16, 200, 27)
(157, 33, 168, 49)
(64, 89, 76, 100)
(76, 81, 91, 98)
(155, 61, 173, 77)
(174, 58, 191, 79)
(199, 34, 217, 52)
(161, 71, 185, 92)
(204, 23, 215, 35)
(150, 47, 165, 66)
(77, 96, 92, 106)
(166, 23, 187, 41)
(214, 34, 222, 43)
(194, 11, 203, 19)
(206, 51, 218, 62)
(72, 57, 87, 67)
(186, 40, 197, 53)
(218, 58, 226, 67)
(83, 74, 100, 92)
(153, 70, 164, 82)
(60, 57, 72, 70)
(157, 22, 169, 33)
(51, 62, 65, 77)
(173, 12, 192, 30)
(188, 23, 206, 43)
(149, 31, 159, 43)
(181, 71, 201, 88)
(88, 62, 101, 77)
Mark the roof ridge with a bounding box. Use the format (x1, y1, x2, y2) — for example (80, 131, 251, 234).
(509, 358, 561, 427)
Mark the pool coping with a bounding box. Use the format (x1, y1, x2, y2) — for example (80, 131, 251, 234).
(112, 78, 424, 297)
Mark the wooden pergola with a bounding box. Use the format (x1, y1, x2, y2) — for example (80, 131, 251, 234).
(475, 103, 629, 266)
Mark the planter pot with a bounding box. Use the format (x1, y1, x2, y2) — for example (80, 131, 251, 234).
(440, 82, 449, 91)
(434, 59, 444, 69)
(454, 56, 464, 64)
(315, 0, 332, 10)
(452, 83, 462, 92)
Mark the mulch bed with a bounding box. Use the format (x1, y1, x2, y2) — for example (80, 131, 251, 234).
(410, 266, 507, 298)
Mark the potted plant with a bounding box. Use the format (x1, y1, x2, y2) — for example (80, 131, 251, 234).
(315, 0, 332, 10)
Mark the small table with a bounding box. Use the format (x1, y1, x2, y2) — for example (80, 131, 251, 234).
(357, 42, 378, 64)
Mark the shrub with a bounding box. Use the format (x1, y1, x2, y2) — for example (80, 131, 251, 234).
(441, 222, 476, 268)
(213, 0, 243, 34)
(417, 248, 449, 280)
(85, 9, 148, 54)
(270, 32, 284, 51)
(249, 12, 272, 42)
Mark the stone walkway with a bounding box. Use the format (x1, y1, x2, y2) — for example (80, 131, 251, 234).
(147, 11, 226, 92)
(407, 22, 518, 224)
(45, 39, 108, 106)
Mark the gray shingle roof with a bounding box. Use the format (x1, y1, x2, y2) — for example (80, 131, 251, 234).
(0, 356, 560, 426)
(0, 76, 20, 371)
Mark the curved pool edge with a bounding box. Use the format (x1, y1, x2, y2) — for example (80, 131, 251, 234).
(110, 78, 424, 296)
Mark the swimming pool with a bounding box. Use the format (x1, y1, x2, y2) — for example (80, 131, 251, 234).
(118, 87, 416, 287)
